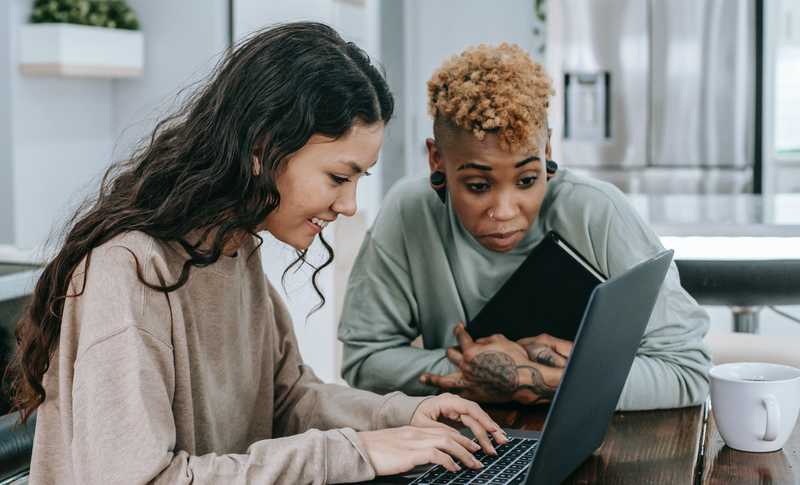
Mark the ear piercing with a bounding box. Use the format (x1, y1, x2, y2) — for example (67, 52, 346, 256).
(430, 171, 447, 203)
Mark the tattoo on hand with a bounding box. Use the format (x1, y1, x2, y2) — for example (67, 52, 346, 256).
(467, 351, 557, 401)
(516, 365, 557, 401)
(468, 351, 519, 394)
(524, 344, 559, 367)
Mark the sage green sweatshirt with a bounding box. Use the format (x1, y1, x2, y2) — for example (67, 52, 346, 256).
(30, 231, 427, 484)
(339, 169, 711, 411)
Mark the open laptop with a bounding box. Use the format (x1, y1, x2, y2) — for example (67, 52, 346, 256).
(364, 249, 674, 485)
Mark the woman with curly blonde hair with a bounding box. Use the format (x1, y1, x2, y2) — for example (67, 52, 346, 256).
(339, 43, 711, 411)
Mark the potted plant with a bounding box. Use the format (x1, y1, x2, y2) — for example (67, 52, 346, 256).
(19, 0, 144, 78)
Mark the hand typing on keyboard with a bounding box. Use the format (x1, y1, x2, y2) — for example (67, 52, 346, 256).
(358, 392, 508, 477)
(411, 434, 539, 485)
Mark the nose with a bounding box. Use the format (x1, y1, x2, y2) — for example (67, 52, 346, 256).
(332, 184, 357, 217)
(489, 191, 518, 222)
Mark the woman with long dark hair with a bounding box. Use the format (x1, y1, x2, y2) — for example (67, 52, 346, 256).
(12, 23, 505, 484)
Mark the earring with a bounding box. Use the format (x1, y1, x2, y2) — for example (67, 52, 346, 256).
(430, 171, 447, 203)
(546, 159, 558, 176)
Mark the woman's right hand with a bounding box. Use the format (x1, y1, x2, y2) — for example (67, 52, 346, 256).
(357, 425, 484, 476)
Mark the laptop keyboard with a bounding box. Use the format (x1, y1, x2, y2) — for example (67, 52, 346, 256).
(410, 436, 538, 485)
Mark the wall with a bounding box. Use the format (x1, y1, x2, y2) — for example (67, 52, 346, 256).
(3, 0, 116, 250)
(113, 0, 229, 158)
(377, 0, 407, 196)
(0, 0, 229, 252)
(0, 1, 15, 245)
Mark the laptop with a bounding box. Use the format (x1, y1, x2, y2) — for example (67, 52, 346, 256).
(362, 249, 674, 485)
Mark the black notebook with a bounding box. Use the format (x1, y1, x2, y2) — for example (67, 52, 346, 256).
(466, 231, 607, 342)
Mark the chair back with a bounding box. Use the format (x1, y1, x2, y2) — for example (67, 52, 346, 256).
(0, 412, 35, 484)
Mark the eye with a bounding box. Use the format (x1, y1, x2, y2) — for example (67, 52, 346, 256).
(466, 182, 491, 193)
(329, 174, 350, 185)
(518, 175, 538, 188)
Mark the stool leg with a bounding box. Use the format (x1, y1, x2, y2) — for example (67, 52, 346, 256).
(731, 306, 761, 333)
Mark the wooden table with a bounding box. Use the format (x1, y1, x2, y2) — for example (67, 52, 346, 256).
(487, 402, 800, 484)
(701, 411, 800, 484)
(488, 403, 705, 484)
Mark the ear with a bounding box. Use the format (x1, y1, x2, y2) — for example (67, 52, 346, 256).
(426, 138, 445, 174)
(545, 128, 552, 160)
(252, 137, 269, 177)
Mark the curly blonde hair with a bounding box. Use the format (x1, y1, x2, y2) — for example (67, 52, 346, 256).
(427, 43, 553, 153)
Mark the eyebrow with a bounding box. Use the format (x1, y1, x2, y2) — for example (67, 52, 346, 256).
(456, 156, 540, 171)
(343, 161, 373, 176)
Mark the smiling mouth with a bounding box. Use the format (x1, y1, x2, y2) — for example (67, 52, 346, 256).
(308, 217, 332, 230)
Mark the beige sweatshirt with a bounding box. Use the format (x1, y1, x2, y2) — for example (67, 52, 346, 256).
(30, 231, 427, 484)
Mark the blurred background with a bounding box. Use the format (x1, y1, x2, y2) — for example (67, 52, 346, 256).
(0, 0, 799, 391)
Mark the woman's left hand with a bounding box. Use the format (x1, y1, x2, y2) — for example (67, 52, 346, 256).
(410, 393, 508, 455)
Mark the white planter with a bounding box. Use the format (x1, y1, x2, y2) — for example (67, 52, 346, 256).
(19, 23, 144, 78)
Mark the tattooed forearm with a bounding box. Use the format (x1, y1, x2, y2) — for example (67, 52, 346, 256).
(467, 351, 519, 394)
(516, 364, 557, 400)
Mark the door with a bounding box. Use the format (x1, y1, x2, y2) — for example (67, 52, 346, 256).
(650, 0, 755, 168)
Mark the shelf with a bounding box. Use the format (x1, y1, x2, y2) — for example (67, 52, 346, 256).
(19, 63, 142, 78)
(18, 23, 144, 79)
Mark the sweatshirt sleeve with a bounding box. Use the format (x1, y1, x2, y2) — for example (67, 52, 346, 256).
(338, 233, 458, 395)
(71, 326, 377, 484)
(600, 203, 711, 411)
(267, 282, 429, 438)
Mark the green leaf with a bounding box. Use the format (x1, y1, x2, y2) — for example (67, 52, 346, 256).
(29, 0, 140, 29)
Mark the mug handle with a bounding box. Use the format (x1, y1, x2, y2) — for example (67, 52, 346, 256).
(762, 395, 781, 442)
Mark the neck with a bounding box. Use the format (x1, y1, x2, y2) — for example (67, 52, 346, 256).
(185, 227, 245, 258)
(222, 232, 247, 257)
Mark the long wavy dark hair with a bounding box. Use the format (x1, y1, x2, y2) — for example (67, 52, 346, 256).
(10, 21, 393, 423)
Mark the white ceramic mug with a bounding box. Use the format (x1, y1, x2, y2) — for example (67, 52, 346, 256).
(709, 362, 800, 453)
